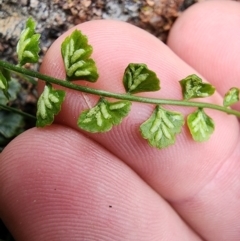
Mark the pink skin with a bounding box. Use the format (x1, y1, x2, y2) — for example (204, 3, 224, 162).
(0, 1, 240, 240)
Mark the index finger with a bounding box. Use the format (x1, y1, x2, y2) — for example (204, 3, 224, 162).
(40, 19, 239, 240)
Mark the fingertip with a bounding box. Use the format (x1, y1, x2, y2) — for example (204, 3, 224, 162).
(168, 0, 240, 110)
(0, 125, 198, 241)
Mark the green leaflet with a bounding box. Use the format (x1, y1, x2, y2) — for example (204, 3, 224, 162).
(0, 78, 21, 105)
(140, 105, 184, 149)
(179, 74, 215, 100)
(61, 30, 99, 82)
(223, 87, 240, 107)
(0, 68, 11, 99)
(78, 98, 131, 133)
(36, 84, 65, 127)
(187, 108, 214, 142)
(123, 63, 160, 94)
(17, 17, 40, 66)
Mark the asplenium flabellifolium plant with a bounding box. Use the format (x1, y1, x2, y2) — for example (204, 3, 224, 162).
(0, 17, 240, 149)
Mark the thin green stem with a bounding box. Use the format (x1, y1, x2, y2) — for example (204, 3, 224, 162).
(1, 60, 240, 117)
(0, 104, 36, 120)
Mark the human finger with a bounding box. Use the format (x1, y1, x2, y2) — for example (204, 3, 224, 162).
(168, 0, 240, 110)
(0, 125, 201, 241)
(40, 20, 240, 240)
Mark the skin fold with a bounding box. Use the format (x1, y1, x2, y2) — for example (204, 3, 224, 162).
(0, 1, 240, 240)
